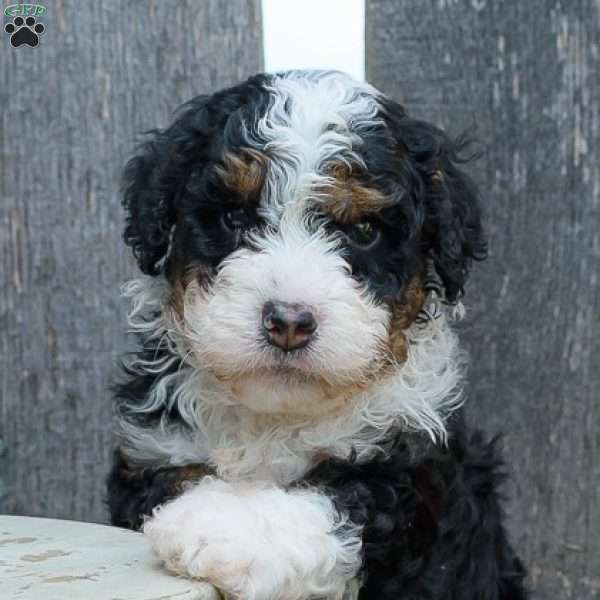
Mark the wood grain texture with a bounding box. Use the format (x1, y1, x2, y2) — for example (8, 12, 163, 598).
(0, 0, 262, 523)
(366, 1, 599, 598)
(0, 515, 219, 600)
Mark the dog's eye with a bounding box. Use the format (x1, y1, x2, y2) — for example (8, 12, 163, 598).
(346, 221, 381, 249)
(221, 207, 252, 232)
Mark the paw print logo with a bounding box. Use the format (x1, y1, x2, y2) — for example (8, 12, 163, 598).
(4, 16, 45, 47)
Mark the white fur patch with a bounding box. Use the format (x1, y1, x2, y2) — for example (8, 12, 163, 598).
(252, 70, 382, 220)
(118, 274, 463, 484)
(143, 478, 362, 600)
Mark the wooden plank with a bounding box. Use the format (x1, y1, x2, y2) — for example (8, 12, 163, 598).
(0, 0, 263, 523)
(366, 1, 600, 598)
(0, 515, 219, 599)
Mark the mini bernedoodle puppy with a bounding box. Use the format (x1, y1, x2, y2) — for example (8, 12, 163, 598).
(107, 70, 527, 599)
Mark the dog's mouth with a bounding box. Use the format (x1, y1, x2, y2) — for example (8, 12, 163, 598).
(211, 350, 386, 394)
(211, 358, 322, 385)
(256, 361, 320, 382)
(202, 328, 393, 389)
(217, 362, 371, 417)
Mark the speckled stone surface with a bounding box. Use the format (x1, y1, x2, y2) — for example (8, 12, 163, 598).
(0, 515, 219, 600)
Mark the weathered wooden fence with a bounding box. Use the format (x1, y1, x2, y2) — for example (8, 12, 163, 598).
(366, 1, 599, 598)
(0, 0, 263, 523)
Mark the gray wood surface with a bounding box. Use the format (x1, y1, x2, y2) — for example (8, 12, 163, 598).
(0, 0, 263, 523)
(0, 515, 219, 599)
(366, 1, 599, 598)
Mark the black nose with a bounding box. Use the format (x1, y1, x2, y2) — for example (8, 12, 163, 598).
(262, 301, 317, 352)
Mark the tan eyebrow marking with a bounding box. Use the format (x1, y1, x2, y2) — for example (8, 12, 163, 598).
(214, 148, 268, 203)
(317, 162, 390, 223)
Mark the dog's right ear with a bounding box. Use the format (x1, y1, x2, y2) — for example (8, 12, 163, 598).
(122, 96, 213, 276)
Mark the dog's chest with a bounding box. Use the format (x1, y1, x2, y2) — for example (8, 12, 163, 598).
(206, 427, 343, 485)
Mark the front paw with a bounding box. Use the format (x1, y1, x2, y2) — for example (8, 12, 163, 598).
(143, 478, 362, 600)
(144, 488, 253, 596)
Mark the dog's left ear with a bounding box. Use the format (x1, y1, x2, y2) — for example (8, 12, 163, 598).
(391, 111, 488, 301)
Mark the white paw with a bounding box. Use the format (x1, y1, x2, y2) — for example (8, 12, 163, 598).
(143, 478, 362, 600)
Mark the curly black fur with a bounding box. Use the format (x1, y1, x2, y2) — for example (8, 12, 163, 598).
(306, 423, 527, 599)
(355, 97, 487, 302)
(107, 450, 211, 530)
(108, 450, 181, 530)
(122, 74, 271, 275)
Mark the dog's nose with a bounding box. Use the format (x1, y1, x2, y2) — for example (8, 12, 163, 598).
(262, 301, 317, 352)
